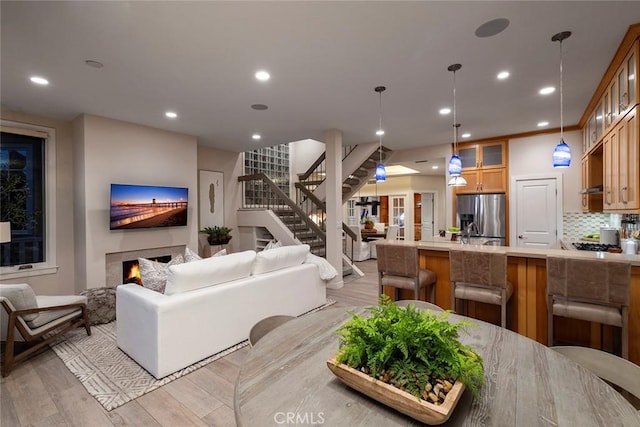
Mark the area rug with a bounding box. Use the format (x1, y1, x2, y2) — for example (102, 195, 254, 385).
(50, 298, 336, 411)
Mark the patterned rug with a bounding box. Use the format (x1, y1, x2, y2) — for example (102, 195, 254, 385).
(50, 298, 336, 411)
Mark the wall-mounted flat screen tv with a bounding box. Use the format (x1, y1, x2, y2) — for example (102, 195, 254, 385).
(110, 184, 188, 230)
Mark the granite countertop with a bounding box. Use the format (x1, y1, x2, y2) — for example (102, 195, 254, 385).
(383, 238, 640, 266)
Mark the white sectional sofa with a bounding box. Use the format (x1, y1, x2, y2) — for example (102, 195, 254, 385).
(116, 245, 327, 379)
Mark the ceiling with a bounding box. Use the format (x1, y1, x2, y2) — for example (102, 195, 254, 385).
(2, 2, 640, 172)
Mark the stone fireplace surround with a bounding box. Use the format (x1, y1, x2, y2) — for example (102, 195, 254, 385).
(105, 245, 185, 288)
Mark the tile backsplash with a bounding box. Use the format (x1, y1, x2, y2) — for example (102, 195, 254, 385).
(562, 212, 621, 242)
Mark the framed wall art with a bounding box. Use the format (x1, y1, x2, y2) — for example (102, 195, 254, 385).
(199, 170, 224, 228)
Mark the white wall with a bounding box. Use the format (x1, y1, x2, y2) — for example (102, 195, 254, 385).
(290, 139, 325, 176)
(74, 114, 199, 289)
(197, 145, 244, 255)
(508, 129, 582, 212)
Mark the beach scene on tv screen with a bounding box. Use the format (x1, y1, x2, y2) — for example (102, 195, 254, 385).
(110, 184, 188, 229)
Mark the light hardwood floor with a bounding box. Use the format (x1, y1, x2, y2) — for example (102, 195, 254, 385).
(0, 260, 379, 427)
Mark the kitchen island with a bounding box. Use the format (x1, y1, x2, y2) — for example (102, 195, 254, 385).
(378, 239, 640, 365)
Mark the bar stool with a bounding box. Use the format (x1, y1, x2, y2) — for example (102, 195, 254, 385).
(546, 256, 630, 359)
(450, 249, 512, 328)
(376, 244, 437, 303)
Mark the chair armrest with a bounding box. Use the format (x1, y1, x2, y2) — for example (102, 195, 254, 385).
(11, 302, 87, 317)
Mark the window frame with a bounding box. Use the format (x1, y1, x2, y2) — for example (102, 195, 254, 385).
(0, 120, 57, 279)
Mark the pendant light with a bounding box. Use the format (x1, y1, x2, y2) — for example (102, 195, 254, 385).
(447, 64, 467, 187)
(374, 86, 386, 182)
(552, 31, 572, 168)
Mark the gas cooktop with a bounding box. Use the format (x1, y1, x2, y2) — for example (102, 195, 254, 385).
(572, 242, 621, 252)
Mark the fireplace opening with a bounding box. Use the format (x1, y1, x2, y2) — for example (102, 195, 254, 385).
(122, 255, 171, 285)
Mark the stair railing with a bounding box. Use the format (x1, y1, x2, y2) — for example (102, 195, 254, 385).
(238, 173, 326, 244)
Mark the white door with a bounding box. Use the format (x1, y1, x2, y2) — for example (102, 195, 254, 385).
(515, 178, 558, 248)
(390, 195, 405, 240)
(420, 193, 434, 240)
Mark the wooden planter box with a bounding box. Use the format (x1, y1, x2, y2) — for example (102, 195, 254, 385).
(326, 356, 465, 425)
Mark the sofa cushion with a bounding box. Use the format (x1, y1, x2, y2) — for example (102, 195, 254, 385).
(252, 244, 310, 275)
(164, 250, 256, 295)
(139, 255, 184, 293)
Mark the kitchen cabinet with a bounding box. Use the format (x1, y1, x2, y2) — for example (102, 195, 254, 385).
(455, 139, 508, 194)
(618, 44, 637, 119)
(604, 106, 639, 212)
(581, 149, 603, 212)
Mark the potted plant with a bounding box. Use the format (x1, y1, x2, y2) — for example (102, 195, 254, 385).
(327, 296, 484, 424)
(363, 217, 374, 230)
(201, 225, 233, 245)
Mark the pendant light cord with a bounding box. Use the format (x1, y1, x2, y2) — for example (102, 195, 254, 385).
(378, 90, 383, 162)
(453, 69, 457, 153)
(559, 38, 564, 141)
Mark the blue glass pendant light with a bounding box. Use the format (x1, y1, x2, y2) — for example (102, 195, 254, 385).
(447, 64, 467, 187)
(374, 86, 386, 182)
(552, 31, 572, 168)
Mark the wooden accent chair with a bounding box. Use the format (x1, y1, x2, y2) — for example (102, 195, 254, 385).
(0, 283, 91, 376)
(546, 256, 630, 359)
(249, 315, 294, 347)
(376, 244, 437, 303)
(450, 249, 512, 328)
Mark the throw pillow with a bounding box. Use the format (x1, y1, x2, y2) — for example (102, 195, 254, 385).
(184, 246, 202, 262)
(264, 240, 282, 250)
(139, 255, 184, 293)
(212, 248, 227, 257)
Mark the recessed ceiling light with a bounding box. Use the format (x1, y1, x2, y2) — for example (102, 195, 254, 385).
(376, 129, 385, 136)
(251, 104, 269, 110)
(439, 108, 451, 115)
(497, 71, 510, 80)
(255, 70, 270, 81)
(537, 121, 549, 127)
(30, 76, 49, 86)
(539, 86, 555, 95)
(431, 165, 439, 170)
(85, 60, 104, 69)
(461, 133, 471, 138)
(252, 134, 261, 140)
(165, 111, 177, 118)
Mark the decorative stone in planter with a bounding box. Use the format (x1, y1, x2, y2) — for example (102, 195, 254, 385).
(327, 356, 465, 424)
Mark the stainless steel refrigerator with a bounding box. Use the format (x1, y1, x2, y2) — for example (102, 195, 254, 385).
(456, 193, 506, 245)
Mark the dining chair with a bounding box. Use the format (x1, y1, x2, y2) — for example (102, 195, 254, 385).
(249, 315, 294, 347)
(369, 224, 395, 259)
(546, 256, 630, 359)
(376, 244, 437, 302)
(449, 249, 512, 328)
(348, 225, 370, 261)
(0, 283, 91, 376)
(386, 225, 399, 240)
(551, 346, 640, 406)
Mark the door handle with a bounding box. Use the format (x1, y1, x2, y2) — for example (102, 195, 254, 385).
(621, 186, 628, 204)
(518, 235, 525, 239)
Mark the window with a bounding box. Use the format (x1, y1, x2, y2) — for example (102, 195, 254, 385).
(0, 123, 56, 277)
(243, 144, 290, 206)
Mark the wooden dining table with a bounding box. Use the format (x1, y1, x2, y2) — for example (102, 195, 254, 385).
(234, 305, 640, 426)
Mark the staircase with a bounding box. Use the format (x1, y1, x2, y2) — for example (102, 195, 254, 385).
(237, 143, 393, 264)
